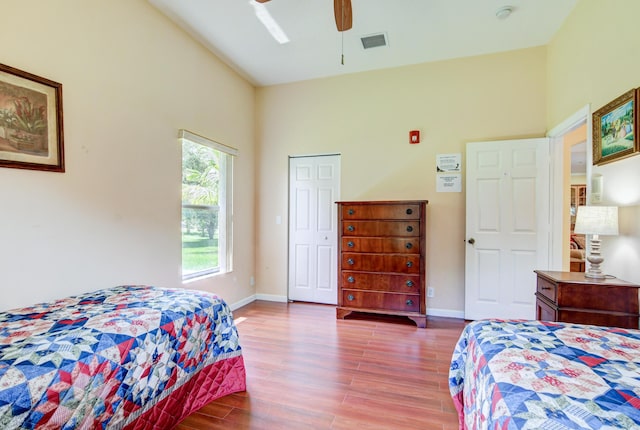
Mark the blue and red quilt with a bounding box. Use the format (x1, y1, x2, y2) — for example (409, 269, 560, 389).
(449, 319, 640, 429)
(0, 285, 246, 429)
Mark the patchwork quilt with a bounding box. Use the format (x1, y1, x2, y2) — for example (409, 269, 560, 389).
(0, 285, 246, 429)
(449, 320, 640, 429)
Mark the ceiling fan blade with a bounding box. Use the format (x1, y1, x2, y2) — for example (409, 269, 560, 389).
(334, 0, 352, 32)
(255, 0, 270, 3)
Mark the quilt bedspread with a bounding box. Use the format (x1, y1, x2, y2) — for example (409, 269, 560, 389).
(0, 285, 246, 429)
(449, 320, 640, 429)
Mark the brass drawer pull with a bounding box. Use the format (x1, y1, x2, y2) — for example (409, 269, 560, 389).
(405, 242, 413, 249)
(347, 276, 355, 283)
(406, 226, 414, 232)
(406, 261, 413, 268)
(347, 225, 355, 232)
(347, 258, 355, 265)
(406, 300, 414, 306)
(406, 208, 413, 215)
(347, 241, 354, 248)
(406, 280, 414, 287)
(348, 209, 354, 215)
(347, 294, 355, 301)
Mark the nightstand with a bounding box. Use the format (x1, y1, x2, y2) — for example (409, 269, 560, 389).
(534, 270, 640, 329)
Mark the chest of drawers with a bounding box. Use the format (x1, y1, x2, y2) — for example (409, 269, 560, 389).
(336, 200, 428, 327)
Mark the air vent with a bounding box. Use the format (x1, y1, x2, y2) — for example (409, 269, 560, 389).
(361, 33, 387, 49)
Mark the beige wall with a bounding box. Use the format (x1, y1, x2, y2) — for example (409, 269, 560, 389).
(548, 0, 640, 283)
(0, 0, 256, 311)
(256, 48, 547, 315)
(8, 0, 636, 317)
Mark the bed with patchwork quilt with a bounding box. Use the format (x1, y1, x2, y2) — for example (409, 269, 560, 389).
(449, 319, 640, 429)
(0, 285, 246, 429)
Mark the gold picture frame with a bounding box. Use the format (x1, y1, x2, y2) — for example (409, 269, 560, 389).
(592, 88, 638, 166)
(0, 63, 64, 172)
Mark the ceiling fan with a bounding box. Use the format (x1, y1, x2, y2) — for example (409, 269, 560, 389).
(254, 0, 353, 32)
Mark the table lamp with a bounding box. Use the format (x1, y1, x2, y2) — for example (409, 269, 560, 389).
(573, 206, 618, 279)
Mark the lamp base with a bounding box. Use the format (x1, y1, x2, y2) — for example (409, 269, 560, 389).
(585, 236, 606, 280)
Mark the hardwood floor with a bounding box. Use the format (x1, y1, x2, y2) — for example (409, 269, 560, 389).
(175, 301, 466, 430)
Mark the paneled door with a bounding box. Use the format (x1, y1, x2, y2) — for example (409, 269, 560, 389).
(288, 155, 341, 304)
(465, 139, 550, 320)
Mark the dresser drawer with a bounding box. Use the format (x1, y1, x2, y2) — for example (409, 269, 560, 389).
(341, 203, 421, 220)
(342, 290, 420, 312)
(341, 221, 420, 237)
(342, 237, 419, 254)
(536, 277, 557, 302)
(341, 272, 421, 293)
(342, 253, 420, 274)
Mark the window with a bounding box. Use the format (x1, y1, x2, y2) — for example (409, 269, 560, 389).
(179, 130, 236, 280)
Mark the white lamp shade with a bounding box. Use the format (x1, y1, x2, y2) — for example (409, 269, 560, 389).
(574, 206, 619, 236)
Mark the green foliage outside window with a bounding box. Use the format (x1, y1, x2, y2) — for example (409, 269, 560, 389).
(182, 141, 221, 277)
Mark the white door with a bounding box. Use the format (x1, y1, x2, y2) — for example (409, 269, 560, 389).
(465, 138, 550, 320)
(288, 155, 340, 304)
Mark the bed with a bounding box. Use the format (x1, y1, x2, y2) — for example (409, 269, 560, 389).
(0, 285, 246, 429)
(449, 319, 640, 429)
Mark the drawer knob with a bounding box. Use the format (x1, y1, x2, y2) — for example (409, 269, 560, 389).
(347, 225, 355, 232)
(406, 208, 413, 215)
(347, 294, 355, 301)
(541, 286, 551, 290)
(347, 258, 355, 265)
(406, 261, 413, 268)
(405, 242, 413, 249)
(406, 300, 414, 306)
(347, 276, 355, 283)
(347, 241, 354, 248)
(406, 226, 414, 232)
(348, 209, 354, 215)
(406, 280, 414, 287)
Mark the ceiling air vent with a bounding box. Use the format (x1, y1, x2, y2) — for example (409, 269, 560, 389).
(361, 33, 387, 50)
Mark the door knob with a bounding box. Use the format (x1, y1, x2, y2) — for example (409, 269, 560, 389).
(467, 238, 475, 244)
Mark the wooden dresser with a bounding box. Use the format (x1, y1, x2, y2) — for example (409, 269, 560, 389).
(336, 200, 428, 328)
(534, 270, 640, 329)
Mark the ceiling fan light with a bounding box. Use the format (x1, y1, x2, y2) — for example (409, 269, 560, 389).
(250, 0, 290, 44)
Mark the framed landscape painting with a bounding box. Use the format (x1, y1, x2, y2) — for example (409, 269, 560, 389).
(0, 63, 64, 172)
(592, 88, 638, 166)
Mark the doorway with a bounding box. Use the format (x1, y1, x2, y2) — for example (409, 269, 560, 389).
(288, 154, 341, 304)
(547, 105, 590, 272)
(569, 139, 587, 272)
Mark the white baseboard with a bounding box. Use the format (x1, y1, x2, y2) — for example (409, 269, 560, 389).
(426, 308, 465, 319)
(230, 294, 464, 320)
(229, 295, 256, 311)
(229, 293, 288, 311)
(255, 294, 288, 303)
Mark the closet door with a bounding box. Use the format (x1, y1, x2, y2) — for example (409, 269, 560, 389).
(288, 155, 340, 304)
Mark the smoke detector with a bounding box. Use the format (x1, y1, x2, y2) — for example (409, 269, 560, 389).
(495, 6, 514, 20)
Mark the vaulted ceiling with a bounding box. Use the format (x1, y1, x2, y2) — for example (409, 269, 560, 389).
(149, 0, 577, 87)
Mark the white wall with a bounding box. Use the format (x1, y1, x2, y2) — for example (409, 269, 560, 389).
(0, 0, 256, 311)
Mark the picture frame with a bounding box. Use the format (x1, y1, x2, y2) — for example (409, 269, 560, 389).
(592, 88, 638, 166)
(0, 63, 64, 172)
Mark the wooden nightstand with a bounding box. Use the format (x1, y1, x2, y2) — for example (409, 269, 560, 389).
(534, 270, 640, 329)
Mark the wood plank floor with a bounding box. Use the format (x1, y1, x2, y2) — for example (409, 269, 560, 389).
(175, 301, 467, 430)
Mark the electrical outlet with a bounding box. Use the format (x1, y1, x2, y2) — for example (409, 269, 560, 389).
(427, 287, 434, 298)
(250, 276, 255, 286)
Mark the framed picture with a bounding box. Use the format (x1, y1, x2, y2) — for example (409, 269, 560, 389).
(0, 63, 64, 172)
(592, 88, 638, 166)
